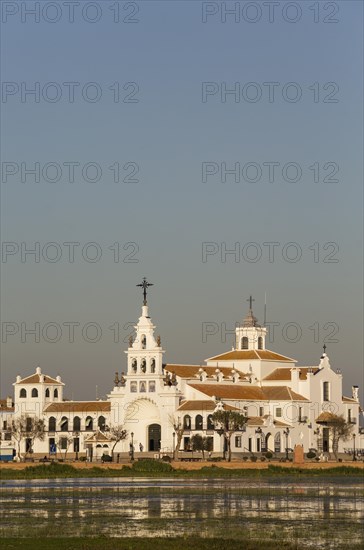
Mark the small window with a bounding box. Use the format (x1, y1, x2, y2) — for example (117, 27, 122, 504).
(48, 417, 56, 432)
(60, 437, 68, 450)
(45, 388, 50, 398)
(348, 409, 352, 422)
(3, 421, 7, 430)
(141, 359, 146, 373)
(132, 359, 137, 373)
(139, 381, 146, 393)
(85, 416, 93, 431)
(73, 416, 81, 431)
(54, 389, 58, 398)
(235, 435, 242, 448)
(258, 337, 263, 350)
(183, 415, 191, 429)
(276, 408, 282, 418)
(256, 437, 261, 452)
(151, 359, 156, 373)
(149, 381, 155, 392)
(259, 406, 264, 417)
(98, 416, 106, 431)
(323, 382, 330, 402)
(60, 417, 68, 431)
(141, 335, 146, 349)
(274, 432, 281, 453)
(195, 415, 203, 430)
(20, 389, 27, 398)
(31, 388, 38, 398)
(130, 381, 137, 392)
(242, 337, 249, 350)
(207, 415, 214, 430)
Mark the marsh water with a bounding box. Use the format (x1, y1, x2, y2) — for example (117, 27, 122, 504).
(1, 477, 363, 548)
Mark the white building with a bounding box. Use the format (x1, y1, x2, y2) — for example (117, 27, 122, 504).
(1, 286, 362, 461)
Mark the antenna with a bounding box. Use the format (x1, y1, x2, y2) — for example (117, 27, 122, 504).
(263, 291, 267, 326)
(96, 385, 98, 400)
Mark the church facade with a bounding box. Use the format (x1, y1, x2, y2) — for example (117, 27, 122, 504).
(1, 283, 362, 460)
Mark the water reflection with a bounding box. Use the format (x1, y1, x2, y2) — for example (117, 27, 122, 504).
(1, 478, 363, 547)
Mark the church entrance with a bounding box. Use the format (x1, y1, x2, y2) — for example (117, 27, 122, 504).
(148, 424, 161, 451)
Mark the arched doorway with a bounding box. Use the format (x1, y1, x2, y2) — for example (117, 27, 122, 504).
(148, 424, 161, 451)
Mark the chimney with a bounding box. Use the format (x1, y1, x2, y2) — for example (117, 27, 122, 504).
(290, 368, 300, 391)
(56, 375, 62, 383)
(199, 368, 207, 382)
(352, 386, 359, 401)
(215, 369, 223, 383)
(36, 366, 41, 375)
(231, 369, 240, 383)
(16, 375, 21, 383)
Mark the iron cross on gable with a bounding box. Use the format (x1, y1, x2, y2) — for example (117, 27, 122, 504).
(137, 277, 153, 305)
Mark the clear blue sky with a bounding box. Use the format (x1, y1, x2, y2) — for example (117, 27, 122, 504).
(1, 1, 363, 401)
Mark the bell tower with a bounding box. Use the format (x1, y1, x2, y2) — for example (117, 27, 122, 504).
(235, 295, 267, 351)
(125, 278, 165, 387)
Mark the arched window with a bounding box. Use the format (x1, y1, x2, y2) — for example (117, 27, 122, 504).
(19, 388, 27, 398)
(131, 359, 137, 373)
(258, 337, 263, 350)
(141, 335, 146, 349)
(73, 416, 81, 431)
(48, 417, 56, 432)
(207, 415, 214, 430)
(242, 337, 249, 350)
(151, 359, 156, 373)
(274, 432, 281, 453)
(85, 416, 93, 431)
(141, 359, 146, 373)
(60, 416, 68, 431)
(98, 416, 106, 431)
(140, 381, 146, 393)
(54, 389, 58, 398)
(130, 381, 137, 392)
(31, 388, 38, 398)
(183, 415, 191, 429)
(195, 415, 203, 430)
(45, 388, 50, 398)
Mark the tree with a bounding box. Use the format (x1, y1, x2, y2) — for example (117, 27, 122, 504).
(191, 434, 213, 459)
(320, 413, 354, 460)
(10, 416, 45, 461)
(212, 409, 247, 462)
(109, 426, 128, 460)
(169, 414, 184, 461)
(58, 435, 73, 461)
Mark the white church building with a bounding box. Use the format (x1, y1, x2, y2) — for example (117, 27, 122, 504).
(1, 281, 362, 461)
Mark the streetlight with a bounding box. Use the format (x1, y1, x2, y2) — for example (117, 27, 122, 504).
(172, 432, 176, 460)
(353, 433, 357, 462)
(283, 428, 290, 460)
(130, 432, 134, 462)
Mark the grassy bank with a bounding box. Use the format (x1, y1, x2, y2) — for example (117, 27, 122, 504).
(0, 537, 322, 550)
(1, 461, 363, 479)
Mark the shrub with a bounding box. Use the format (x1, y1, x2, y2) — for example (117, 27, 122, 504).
(132, 459, 174, 473)
(161, 455, 171, 463)
(242, 456, 249, 461)
(306, 451, 316, 459)
(101, 454, 112, 463)
(79, 456, 87, 462)
(260, 457, 266, 462)
(265, 452, 273, 459)
(250, 456, 258, 462)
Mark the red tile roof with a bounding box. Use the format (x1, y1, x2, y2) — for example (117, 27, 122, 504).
(207, 350, 296, 362)
(188, 383, 308, 401)
(16, 373, 63, 385)
(44, 401, 111, 413)
(263, 367, 319, 381)
(165, 364, 247, 379)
